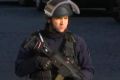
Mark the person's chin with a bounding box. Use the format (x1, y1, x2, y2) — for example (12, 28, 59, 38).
(58, 29, 65, 33)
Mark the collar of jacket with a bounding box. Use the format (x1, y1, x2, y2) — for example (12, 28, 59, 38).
(41, 26, 67, 39)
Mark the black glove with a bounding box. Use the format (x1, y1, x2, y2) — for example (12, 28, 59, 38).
(36, 56, 52, 70)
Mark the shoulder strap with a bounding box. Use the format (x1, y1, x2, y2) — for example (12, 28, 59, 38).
(61, 32, 79, 65)
(64, 32, 76, 43)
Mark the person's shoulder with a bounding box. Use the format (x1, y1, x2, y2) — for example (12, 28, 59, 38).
(72, 34, 86, 43)
(21, 30, 41, 47)
(66, 31, 86, 43)
(30, 29, 45, 37)
(30, 30, 41, 36)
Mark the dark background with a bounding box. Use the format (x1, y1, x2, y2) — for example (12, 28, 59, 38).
(0, 2, 120, 80)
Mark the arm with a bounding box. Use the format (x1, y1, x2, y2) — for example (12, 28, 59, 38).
(15, 35, 51, 77)
(15, 46, 40, 77)
(75, 36, 94, 80)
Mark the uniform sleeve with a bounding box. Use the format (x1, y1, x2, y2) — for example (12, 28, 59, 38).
(15, 46, 41, 77)
(75, 36, 94, 80)
(14, 34, 44, 77)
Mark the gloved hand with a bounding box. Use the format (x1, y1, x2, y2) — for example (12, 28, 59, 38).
(36, 56, 52, 70)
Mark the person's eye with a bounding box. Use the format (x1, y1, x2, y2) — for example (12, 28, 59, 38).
(64, 16, 68, 19)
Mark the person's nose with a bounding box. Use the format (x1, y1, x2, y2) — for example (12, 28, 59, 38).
(60, 18, 64, 25)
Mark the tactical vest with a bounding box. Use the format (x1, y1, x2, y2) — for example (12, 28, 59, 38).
(30, 31, 78, 80)
(61, 32, 78, 64)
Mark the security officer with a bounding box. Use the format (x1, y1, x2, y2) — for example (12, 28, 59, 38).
(15, 0, 94, 80)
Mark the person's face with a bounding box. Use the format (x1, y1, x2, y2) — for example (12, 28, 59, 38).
(50, 16, 69, 33)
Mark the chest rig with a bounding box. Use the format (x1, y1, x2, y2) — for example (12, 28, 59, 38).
(60, 32, 77, 65)
(30, 31, 79, 80)
(33, 31, 78, 67)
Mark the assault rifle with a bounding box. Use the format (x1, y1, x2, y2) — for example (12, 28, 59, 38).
(24, 33, 84, 80)
(38, 33, 83, 80)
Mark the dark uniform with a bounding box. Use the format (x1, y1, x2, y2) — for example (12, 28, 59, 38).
(15, 0, 94, 80)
